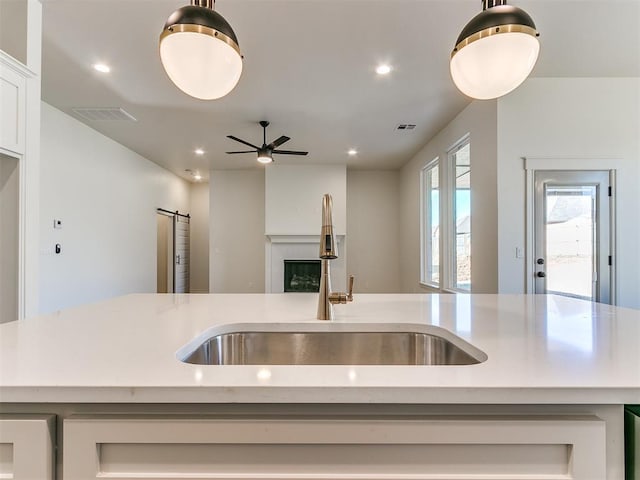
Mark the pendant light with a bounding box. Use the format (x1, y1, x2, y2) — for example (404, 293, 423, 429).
(159, 0, 243, 100)
(450, 0, 540, 100)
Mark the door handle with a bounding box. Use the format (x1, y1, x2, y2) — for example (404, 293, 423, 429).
(536, 258, 545, 265)
(536, 271, 546, 278)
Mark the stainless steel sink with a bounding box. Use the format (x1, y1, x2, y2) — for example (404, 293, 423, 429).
(178, 324, 486, 366)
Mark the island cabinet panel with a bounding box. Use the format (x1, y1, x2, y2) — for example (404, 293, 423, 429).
(0, 414, 55, 479)
(63, 415, 606, 480)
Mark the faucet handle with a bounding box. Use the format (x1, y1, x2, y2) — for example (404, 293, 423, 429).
(347, 274, 355, 302)
(329, 275, 355, 305)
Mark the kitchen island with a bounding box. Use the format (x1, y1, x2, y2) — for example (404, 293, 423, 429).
(1, 293, 639, 479)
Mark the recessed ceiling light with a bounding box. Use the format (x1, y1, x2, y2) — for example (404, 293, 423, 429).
(194, 148, 205, 155)
(375, 64, 392, 75)
(348, 149, 358, 156)
(93, 63, 111, 73)
(186, 168, 203, 181)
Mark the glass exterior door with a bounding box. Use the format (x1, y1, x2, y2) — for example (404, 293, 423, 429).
(533, 171, 611, 303)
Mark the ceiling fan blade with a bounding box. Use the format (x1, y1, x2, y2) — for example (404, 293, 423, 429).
(272, 150, 309, 156)
(268, 135, 290, 149)
(226, 150, 256, 154)
(227, 135, 260, 150)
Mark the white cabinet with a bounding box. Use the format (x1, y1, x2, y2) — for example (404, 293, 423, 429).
(0, 53, 28, 155)
(0, 414, 55, 480)
(64, 414, 605, 480)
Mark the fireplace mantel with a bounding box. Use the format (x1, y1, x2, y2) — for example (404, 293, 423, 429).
(266, 235, 320, 244)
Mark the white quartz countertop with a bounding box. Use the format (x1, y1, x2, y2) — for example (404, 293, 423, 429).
(1, 293, 639, 404)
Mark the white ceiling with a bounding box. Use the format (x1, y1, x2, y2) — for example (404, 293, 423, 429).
(40, 0, 640, 181)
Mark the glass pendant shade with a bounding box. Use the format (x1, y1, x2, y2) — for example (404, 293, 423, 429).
(450, 3, 540, 100)
(160, 5, 243, 100)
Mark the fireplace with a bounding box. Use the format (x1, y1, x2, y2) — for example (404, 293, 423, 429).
(266, 235, 346, 293)
(284, 260, 321, 292)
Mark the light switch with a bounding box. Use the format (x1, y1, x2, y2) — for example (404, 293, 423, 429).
(515, 247, 524, 259)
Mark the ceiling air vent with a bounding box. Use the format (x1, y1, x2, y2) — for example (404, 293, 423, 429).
(71, 107, 137, 122)
(396, 124, 416, 131)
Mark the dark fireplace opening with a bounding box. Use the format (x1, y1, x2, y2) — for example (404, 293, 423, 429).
(284, 260, 321, 293)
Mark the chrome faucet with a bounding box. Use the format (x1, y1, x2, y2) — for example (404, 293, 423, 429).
(317, 194, 354, 320)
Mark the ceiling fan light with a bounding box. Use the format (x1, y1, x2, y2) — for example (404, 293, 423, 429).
(257, 146, 273, 164)
(450, 3, 540, 100)
(257, 152, 273, 164)
(159, 4, 243, 100)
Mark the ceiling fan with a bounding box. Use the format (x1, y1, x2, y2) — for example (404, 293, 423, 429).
(226, 121, 308, 164)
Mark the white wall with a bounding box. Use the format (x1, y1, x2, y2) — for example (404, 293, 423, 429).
(347, 170, 401, 293)
(209, 169, 265, 293)
(0, 154, 19, 323)
(399, 100, 498, 293)
(39, 102, 190, 314)
(265, 165, 347, 235)
(189, 182, 209, 293)
(497, 78, 640, 309)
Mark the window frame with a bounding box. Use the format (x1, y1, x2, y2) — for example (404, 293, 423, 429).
(420, 158, 440, 288)
(419, 135, 472, 293)
(446, 135, 471, 292)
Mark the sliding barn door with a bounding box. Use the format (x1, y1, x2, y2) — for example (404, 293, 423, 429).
(173, 215, 190, 293)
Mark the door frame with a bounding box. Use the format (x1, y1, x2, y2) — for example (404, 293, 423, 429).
(524, 157, 619, 304)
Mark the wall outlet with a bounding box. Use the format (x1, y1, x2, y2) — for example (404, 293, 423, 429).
(53, 219, 62, 229)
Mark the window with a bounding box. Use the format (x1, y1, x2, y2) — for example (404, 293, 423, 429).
(420, 137, 471, 292)
(420, 159, 440, 286)
(450, 139, 471, 291)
